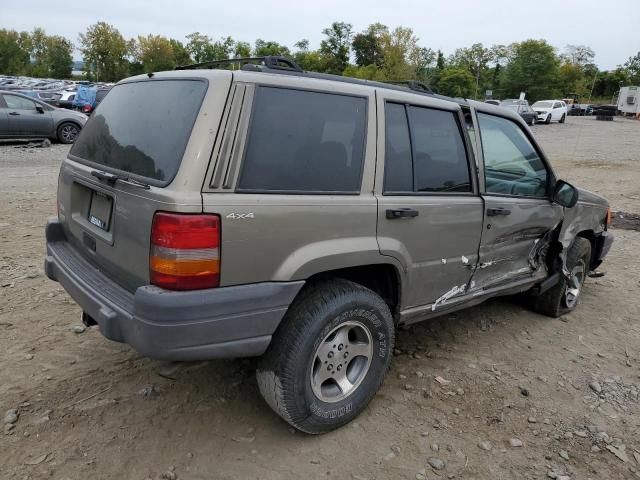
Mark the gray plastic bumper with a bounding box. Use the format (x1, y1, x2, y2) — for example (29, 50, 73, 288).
(44, 218, 304, 360)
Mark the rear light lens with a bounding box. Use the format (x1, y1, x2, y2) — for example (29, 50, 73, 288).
(606, 207, 612, 227)
(150, 212, 220, 290)
(82, 104, 92, 113)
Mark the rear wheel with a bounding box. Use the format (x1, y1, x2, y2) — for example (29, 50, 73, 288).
(532, 237, 591, 318)
(57, 122, 80, 144)
(256, 279, 395, 434)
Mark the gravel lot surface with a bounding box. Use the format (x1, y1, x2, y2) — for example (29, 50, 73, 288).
(1, 117, 640, 480)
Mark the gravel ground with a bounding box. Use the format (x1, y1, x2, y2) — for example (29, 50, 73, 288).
(1, 117, 640, 480)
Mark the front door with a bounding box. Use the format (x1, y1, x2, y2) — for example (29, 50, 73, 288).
(472, 111, 563, 291)
(375, 94, 483, 309)
(2, 94, 53, 137)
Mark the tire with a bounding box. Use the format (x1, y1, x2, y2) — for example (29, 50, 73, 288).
(532, 237, 591, 318)
(256, 279, 395, 434)
(559, 113, 566, 123)
(57, 122, 80, 144)
(545, 114, 552, 124)
(531, 116, 536, 126)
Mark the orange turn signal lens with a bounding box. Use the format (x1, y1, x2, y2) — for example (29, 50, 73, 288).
(606, 208, 612, 227)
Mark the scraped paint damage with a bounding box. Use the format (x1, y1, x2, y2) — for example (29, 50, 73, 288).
(432, 284, 467, 311)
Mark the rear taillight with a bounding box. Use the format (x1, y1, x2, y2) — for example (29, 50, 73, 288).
(82, 104, 92, 113)
(150, 212, 220, 290)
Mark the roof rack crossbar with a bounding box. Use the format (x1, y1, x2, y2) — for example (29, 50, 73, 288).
(383, 80, 434, 94)
(175, 56, 303, 72)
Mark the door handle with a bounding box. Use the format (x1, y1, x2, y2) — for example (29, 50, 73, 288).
(9, 112, 20, 116)
(487, 207, 511, 216)
(386, 208, 419, 219)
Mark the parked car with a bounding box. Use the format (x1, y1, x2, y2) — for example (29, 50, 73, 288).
(17, 89, 62, 106)
(44, 56, 613, 434)
(56, 90, 76, 110)
(500, 99, 537, 125)
(567, 104, 593, 116)
(532, 100, 568, 124)
(81, 87, 112, 115)
(0, 90, 87, 143)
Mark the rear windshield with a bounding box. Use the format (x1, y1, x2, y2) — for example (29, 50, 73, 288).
(533, 101, 552, 108)
(70, 79, 207, 185)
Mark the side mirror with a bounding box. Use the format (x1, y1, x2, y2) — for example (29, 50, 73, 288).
(552, 180, 579, 208)
(35, 105, 45, 114)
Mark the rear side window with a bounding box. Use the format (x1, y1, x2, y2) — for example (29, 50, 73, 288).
(237, 87, 367, 193)
(384, 103, 471, 193)
(70, 79, 207, 185)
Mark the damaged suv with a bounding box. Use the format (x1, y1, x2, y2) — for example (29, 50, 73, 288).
(44, 56, 613, 434)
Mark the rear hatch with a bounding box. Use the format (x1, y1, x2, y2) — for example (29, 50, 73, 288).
(56, 72, 232, 292)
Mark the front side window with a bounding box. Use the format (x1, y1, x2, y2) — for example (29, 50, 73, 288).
(238, 87, 367, 193)
(478, 113, 548, 197)
(4, 95, 37, 110)
(383, 103, 471, 193)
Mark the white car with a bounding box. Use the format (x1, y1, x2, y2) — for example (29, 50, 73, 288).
(532, 100, 568, 124)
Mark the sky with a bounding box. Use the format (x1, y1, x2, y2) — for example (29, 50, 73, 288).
(3, 0, 639, 70)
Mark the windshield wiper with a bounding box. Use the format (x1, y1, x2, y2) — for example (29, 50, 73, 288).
(91, 170, 150, 190)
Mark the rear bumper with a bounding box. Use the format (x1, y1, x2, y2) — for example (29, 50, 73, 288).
(44, 218, 304, 360)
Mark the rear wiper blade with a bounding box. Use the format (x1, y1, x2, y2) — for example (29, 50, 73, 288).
(91, 170, 150, 190)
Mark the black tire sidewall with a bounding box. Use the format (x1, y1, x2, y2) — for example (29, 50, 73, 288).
(58, 122, 78, 144)
(291, 293, 393, 431)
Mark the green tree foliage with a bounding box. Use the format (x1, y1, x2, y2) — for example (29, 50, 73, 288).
(501, 39, 560, 101)
(254, 39, 290, 57)
(561, 44, 595, 66)
(136, 35, 175, 72)
(0, 29, 31, 74)
(46, 35, 74, 78)
(233, 41, 251, 58)
(449, 43, 494, 97)
(436, 67, 475, 97)
(185, 32, 211, 63)
(320, 21, 353, 74)
(170, 39, 191, 66)
(625, 51, 640, 84)
(79, 22, 131, 81)
(351, 23, 386, 67)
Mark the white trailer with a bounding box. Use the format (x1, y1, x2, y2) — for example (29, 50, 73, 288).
(617, 86, 640, 114)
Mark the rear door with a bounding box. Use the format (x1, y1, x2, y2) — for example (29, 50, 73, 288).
(375, 91, 483, 309)
(57, 75, 231, 291)
(2, 93, 53, 136)
(472, 111, 563, 290)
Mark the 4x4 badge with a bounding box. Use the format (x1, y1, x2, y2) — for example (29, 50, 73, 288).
(225, 213, 255, 219)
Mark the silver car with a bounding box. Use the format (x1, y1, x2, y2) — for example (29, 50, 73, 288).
(0, 90, 87, 143)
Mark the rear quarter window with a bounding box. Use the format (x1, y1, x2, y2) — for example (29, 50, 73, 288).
(237, 87, 367, 193)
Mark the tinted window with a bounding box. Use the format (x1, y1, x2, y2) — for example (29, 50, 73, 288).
(238, 87, 367, 192)
(384, 103, 413, 192)
(4, 95, 36, 110)
(478, 113, 548, 197)
(408, 106, 471, 192)
(70, 80, 206, 184)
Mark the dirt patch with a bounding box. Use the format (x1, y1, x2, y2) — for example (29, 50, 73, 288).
(612, 211, 640, 232)
(1, 118, 640, 480)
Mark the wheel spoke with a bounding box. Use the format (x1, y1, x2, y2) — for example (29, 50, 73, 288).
(335, 372, 354, 395)
(566, 287, 580, 299)
(315, 340, 334, 361)
(313, 364, 335, 385)
(348, 342, 371, 359)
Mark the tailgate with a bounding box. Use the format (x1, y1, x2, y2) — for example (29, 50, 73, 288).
(55, 72, 232, 291)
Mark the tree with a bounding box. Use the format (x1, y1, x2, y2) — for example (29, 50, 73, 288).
(436, 67, 475, 97)
(233, 41, 251, 58)
(137, 34, 175, 72)
(46, 35, 73, 78)
(185, 32, 212, 63)
(79, 22, 131, 81)
(449, 43, 494, 98)
(0, 30, 31, 75)
(254, 39, 290, 57)
(343, 64, 386, 81)
(502, 39, 560, 101)
(29, 28, 49, 77)
(170, 39, 191, 66)
(379, 26, 419, 80)
(351, 23, 387, 67)
(562, 44, 595, 66)
(625, 51, 640, 84)
(320, 21, 353, 74)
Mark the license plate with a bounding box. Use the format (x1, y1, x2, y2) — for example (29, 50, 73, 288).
(88, 191, 113, 231)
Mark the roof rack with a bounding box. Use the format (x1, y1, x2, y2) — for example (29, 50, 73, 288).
(175, 56, 303, 72)
(383, 80, 434, 94)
